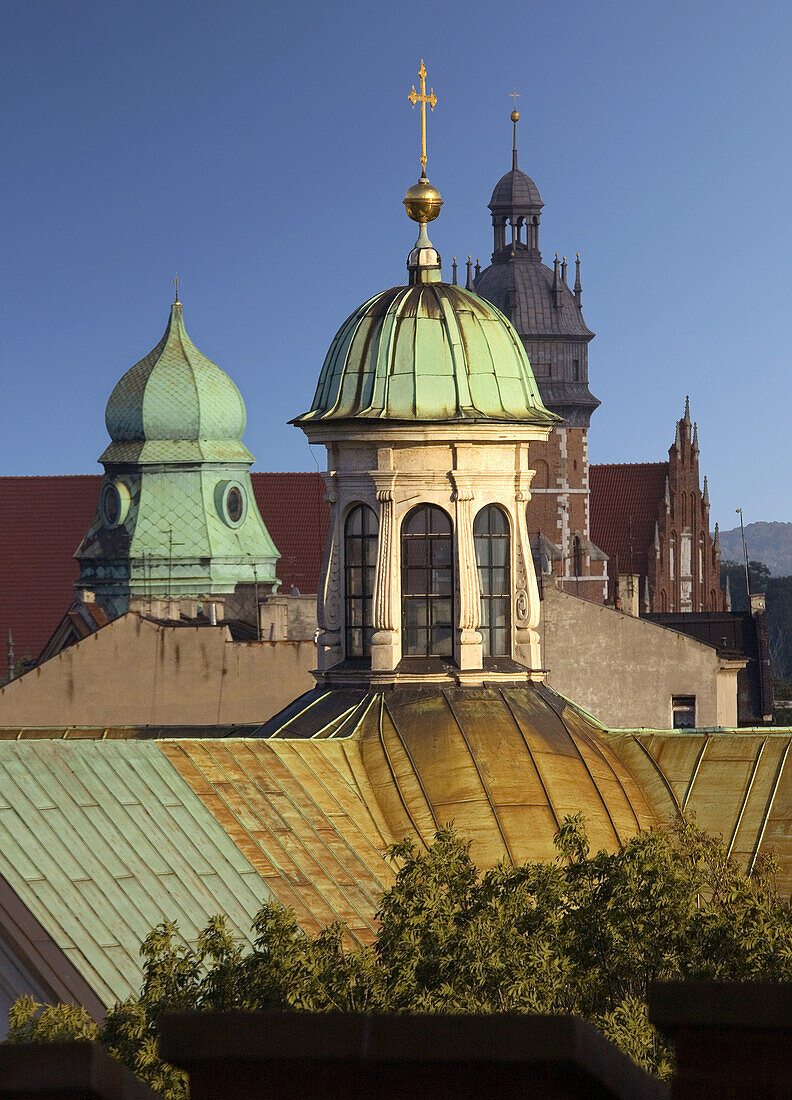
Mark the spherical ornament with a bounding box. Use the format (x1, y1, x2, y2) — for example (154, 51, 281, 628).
(403, 176, 443, 224)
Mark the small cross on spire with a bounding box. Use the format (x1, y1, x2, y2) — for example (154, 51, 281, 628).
(510, 87, 520, 112)
(172, 272, 181, 304)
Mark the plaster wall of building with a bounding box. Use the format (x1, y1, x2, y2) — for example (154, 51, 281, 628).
(541, 584, 739, 728)
(0, 615, 316, 727)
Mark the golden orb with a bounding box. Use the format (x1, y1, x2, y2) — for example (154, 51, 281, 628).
(510, 109, 520, 122)
(403, 175, 443, 224)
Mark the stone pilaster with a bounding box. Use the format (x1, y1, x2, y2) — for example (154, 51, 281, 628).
(316, 473, 343, 669)
(371, 477, 400, 671)
(513, 486, 542, 672)
(452, 483, 482, 670)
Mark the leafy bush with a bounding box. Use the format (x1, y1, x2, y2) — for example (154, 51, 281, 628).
(7, 815, 792, 1097)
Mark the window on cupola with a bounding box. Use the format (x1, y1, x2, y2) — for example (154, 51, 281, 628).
(344, 505, 378, 658)
(401, 505, 453, 657)
(474, 505, 511, 657)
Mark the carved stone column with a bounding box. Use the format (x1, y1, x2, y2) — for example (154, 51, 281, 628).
(371, 480, 400, 671)
(513, 485, 542, 673)
(316, 473, 343, 669)
(453, 483, 483, 671)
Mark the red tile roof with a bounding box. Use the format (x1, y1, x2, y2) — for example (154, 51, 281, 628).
(0, 473, 328, 663)
(0, 476, 100, 665)
(590, 463, 669, 580)
(251, 472, 328, 594)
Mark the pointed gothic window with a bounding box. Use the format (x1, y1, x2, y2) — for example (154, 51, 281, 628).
(401, 505, 453, 657)
(669, 534, 676, 581)
(474, 505, 511, 657)
(344, 504, 378, 658)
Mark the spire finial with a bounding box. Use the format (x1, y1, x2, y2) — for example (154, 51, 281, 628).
(451, 256, 458, 285)
(408, 60, 437, 174)
(510, 87, 520, 170)
(172, 272, 181, 304)
(404, 62, 442, 281)
(684, 394, 691, 422)
(466, 255, 474, 290)
(574, 252, 582, 307)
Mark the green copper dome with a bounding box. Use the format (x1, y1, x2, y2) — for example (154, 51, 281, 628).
(102, 302, 252, 464)
(296, 283, 558, 425)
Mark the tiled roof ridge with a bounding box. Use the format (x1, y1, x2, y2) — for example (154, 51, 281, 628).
(590, 461, 669, 470)
(0, 473, 102, 480)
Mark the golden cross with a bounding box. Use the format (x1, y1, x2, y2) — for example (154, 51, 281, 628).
(408, 59, 437, 172)
(511, 87, 520, 111)
(172, 272, 181, 303)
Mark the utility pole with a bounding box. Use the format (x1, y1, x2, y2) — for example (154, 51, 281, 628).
(736, 508, 750, 604)
(253, 562, 261, 642)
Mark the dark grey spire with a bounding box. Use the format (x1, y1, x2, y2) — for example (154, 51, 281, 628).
(451, 256, 458, 285)
(574, 253, 582, 308)
(465, 255, 474, 290)
(552, 253, 562, 308)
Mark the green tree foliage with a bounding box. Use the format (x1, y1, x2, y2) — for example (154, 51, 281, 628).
(7, 817, 792, 1097)
(720, 559, 771, 611)
(720, 559, 792, 684)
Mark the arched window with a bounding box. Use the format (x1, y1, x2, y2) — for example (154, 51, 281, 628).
(660, 590, 668, 612)
(474, 505, 511, 657)
(669, 534, 676, 581)
(344, 504, 378, 658)
(573, 534, 583, 577)
(401, 504, 453, 657)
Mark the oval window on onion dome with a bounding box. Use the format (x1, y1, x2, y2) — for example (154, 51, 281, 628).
(215, 480, 248, 528)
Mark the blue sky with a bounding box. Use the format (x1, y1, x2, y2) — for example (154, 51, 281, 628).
(0, 0, 789, 529)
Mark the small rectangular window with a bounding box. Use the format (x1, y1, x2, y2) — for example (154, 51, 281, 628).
(672, 696, 696, 729)
(533, 362, 551, 377)
(573, 358, 580, 381)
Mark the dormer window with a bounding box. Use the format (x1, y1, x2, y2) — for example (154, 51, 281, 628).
(344, 504, 378, 658)
(401, 505, 453, 657)
(474, 505, 511, 657)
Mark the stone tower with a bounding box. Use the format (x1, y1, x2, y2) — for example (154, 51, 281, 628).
(474, 110, 607, 600)
(75, 298, 279, 617)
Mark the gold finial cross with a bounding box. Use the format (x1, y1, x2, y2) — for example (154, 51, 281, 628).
(511, 87, 520, 110)
(408, 59, 437, 172)
(172, 272, 181, 303)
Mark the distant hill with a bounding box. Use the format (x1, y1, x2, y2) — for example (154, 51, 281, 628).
(719, 522, 792, 577)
